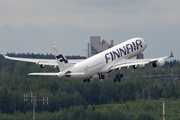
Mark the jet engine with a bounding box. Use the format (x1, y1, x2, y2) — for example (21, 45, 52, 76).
(152, 59, 165, 67)
(133, 64, 145, 69)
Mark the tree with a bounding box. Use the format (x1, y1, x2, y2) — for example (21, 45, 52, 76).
(136, 113, 155, 120)
(162, 89, 168, 98)
(142, 87, 148, 99)
(170, 83, 177, 98)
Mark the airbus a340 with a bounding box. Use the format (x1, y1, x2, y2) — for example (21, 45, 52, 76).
(3, 37, 173, 82)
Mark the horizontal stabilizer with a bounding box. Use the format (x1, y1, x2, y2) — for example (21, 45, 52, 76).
(28, 72, 85, 77)
(65, 73, 85, 75)
(28, 73, 58, 76)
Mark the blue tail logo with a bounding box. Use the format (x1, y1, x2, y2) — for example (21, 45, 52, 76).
(56, 54, 68, 64)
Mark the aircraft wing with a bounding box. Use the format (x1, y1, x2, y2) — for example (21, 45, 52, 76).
(2, 54, 84, 67)
(110, 52, 173, 70)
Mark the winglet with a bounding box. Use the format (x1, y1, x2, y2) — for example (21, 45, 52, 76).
(2, 53, 8, 58)
(2, 53, 6, 56)
(169, 52, 174, 58)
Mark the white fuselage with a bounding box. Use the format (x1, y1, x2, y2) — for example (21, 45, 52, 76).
(59, 37, 147, 80)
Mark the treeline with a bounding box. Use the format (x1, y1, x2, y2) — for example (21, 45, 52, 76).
(0, 53, 180, 119)
(1, 77, 180, 113)
(2, 99, 180, 120)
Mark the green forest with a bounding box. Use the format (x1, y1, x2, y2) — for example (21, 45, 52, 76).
(0, 53, 180, 120)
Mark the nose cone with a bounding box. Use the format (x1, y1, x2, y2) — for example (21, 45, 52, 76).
(143, 39, 147, 48)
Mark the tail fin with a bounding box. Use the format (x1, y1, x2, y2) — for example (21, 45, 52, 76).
(53, 46, 72, 72)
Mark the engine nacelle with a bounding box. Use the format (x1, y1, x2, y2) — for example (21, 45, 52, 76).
(138, 64, 145, 68)
(152, 59, 165, 67)
(133, 64, 145, 69)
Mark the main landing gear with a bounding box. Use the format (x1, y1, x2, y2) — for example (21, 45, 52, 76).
(83, 78, 90, 83)
(83, 74, 105, 83)
(83, 77, 92, 83)
(114, 73, 123, 82)
(98, 74, 105, 80)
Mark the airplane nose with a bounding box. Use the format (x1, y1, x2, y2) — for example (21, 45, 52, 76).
(143, 39, 147, 48)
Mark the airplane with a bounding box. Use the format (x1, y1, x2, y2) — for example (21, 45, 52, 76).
(2, 37, 174, 83)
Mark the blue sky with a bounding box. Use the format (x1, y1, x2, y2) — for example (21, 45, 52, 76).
(0, 0, 180, 60)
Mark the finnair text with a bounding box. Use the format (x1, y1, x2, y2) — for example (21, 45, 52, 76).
(105, 40, 143, 63)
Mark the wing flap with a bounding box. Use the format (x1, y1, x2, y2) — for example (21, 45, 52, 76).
(110, 60, 149, 70)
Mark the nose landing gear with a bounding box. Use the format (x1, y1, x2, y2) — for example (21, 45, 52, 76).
(83, 78, 91, 83)
(98, 74, 105, 80)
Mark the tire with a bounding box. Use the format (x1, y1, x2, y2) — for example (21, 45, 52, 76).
(83, 79, 86, 82)
(116, 74, 120, 78)
(118, 78, 121, 82)
(87, 78, 90, 83)
(114, 78, 117, 82)
(120, 74, 123, 78)
(116, 74, 123, 79)
(101, 75, 105, 79)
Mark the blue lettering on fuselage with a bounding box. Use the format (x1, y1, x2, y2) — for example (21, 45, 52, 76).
(105, 40, 143, 64)
(119, 46, 126, 57)
(136, 40, 143, 50)
(112, 49, 120, 60)
(132, 42, 136, 51)
(105, 53, 110, 64)
(110, 52, 113, 61)
(126, 44, 133, 54)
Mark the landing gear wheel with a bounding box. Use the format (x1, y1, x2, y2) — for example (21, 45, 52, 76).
(101, 75, 105, 79)
(116, 73, 123, 78)
(118, 78, 121, 82)
(98, 74, 105, 80)
(120, 74, 123, 78)
(83, 79, 86, 82)
(98, 74, 101, 79)
(114, 73, 123, 83)
(116, 74, 120, 78)
(87, 78, 90, 83)
(114, 78, 117, 82)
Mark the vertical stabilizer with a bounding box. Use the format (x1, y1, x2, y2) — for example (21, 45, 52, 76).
(53, 46, 72, 72)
